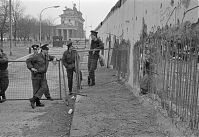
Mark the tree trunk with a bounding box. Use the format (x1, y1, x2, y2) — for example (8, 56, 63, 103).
(14, 23, 17, 47)
(0, 33, 4, 48)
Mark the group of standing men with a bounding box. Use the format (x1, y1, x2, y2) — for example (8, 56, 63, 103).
(0, 30, 104, 109)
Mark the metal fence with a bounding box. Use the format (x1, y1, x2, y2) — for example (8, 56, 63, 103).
(74, 47, 122, 92)
(73, 35, 199, 130)
(73, 39, 131, 88)
(110, 39, 131, 81)
(5, 60, 71, 100)
(133, 34, 199, 130)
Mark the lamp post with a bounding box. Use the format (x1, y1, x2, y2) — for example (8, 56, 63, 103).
(39, 6, 60, 46)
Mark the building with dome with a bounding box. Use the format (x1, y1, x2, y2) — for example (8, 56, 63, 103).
(54, 4, 85, 42)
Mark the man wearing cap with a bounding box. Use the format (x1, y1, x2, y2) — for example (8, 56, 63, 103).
(0, 49, 9, 103)
(62, 41, 82, 95)
(31, 44, 39, 55)
(88, 30, 104, 86)
(29, 44, 54, 101)
(26, 44, 57, 109)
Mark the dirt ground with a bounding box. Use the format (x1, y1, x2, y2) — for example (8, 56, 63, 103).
(70, 68, 185, 137)
(0, 98, 75, 137)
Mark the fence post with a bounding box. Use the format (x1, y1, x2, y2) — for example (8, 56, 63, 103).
(58, 60, 62, 99)
(61, 59, 69, 103)
(75, 51, 81, 92)
(29, 47, 31, 54)
(107, 35, 111, 68)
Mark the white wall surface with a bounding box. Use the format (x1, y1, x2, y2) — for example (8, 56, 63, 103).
(96, 0, 198, 89)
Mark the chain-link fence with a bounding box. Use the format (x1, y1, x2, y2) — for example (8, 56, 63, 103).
(74, 39, 131, 91)
(6, 60, 67, 100)
(110, 39, 131, 81)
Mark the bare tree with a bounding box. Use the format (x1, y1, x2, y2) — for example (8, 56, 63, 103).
(12, 0, 24, 46)
(17, 15, 32, 40)
(0, 0, 9, 47)
(29, 17, 39, 42)
(42, 19, 53, 42)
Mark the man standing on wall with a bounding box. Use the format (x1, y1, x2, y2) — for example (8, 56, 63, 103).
(26, 44, 57, 109)
(88, 30, 104, 86)
(0, 49, 9, 103)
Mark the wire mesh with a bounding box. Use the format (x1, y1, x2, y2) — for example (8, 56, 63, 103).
(6, 60, 63, 100)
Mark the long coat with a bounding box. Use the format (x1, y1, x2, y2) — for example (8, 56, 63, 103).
(62, 50, 77, 70)
(26, 53, 54, 79)
(0, 53, 9, 95)
(88, 38, 104, 71)
(0, 53, 8, 76)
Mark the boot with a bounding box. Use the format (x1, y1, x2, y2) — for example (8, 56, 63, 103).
(88, 76, 90, 85)
(89, 78, 95, 86)
(29, 96, 37, 109)
(1, 95, 6, 102)
(36, 98, 45, 107)
(69, 90, 72, 95)
(0, 96, 3, 103)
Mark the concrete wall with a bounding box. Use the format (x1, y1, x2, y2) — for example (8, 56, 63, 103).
(96, 0, 198, 91)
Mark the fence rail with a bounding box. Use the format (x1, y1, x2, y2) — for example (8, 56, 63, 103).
(5, 60, 70, 100)
(133, 35, 199, 130)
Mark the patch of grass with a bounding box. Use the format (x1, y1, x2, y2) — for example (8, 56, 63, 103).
(1, 42, 31, 60)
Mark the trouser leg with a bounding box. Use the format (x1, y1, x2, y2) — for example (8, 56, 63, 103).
(32, 79, 41, 96)
(43, 79, 51, 98)
(34, 78, 48, 99)
(31, 78, 46, 109)
(67, 69, 74, 93)
(92, 71, 95, 85)
(88, 76, 90, 85)
(0, 76, 9, 99)
(89, 70, 95, 86)
(79, 70, 82, 81)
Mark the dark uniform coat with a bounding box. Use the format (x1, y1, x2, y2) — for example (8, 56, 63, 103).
(62, 50, 82, 92)
(62, 50, 76, 70)
(0, 53, 9, 96)
(26, 53, 55, 99)
(88, 38, 104, 71)
(26, 53, 54, 79)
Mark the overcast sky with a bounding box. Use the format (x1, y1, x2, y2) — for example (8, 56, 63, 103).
(19, 0, 118, 37)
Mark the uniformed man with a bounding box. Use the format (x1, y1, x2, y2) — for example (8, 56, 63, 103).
(62, 42, 82, 95)
(88, 30, 104, 86)
(0, 49, 9, 103)
(30, 44, 54, 101)
(26, 44, 57, 109)
(32, 44, 39, 55)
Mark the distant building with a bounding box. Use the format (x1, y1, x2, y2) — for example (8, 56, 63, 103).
(54, 4, 85, 41)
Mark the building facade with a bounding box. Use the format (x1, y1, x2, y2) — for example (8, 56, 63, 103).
(54, 4, 85, 41)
